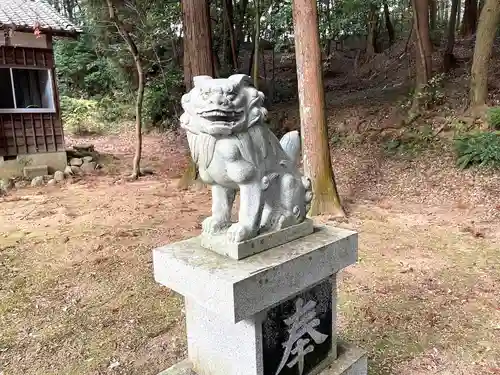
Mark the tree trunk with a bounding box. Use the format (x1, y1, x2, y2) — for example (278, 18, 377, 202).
(182, 0, 214, 90)
(383, 1, 396, 45)
(248, 34, 255, 76)
(366, 2, 378, 57)
(469, 0, 500, 112)
(456, 0, 462, 30)
(444, 0, 450, 23)
(411, 0, 433, 112)
(429, 0, 437, 29)
(106, 0, 144, 180)
(253, 0, 260, 88)
(443, 0, 460, 72)
(291, 0, 345, 217)
(461, 0, 478, 36)
(223, 0, 238, 70)
(179, 0, 215, 189)
(234, 0, 249, 58)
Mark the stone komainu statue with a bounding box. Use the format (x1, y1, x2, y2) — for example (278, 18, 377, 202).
(180, 74, 312, 243)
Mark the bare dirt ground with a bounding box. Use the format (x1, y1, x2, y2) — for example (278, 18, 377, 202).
(0, 125, 498, 375)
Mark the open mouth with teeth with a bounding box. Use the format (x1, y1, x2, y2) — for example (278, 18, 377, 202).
(199, 109, 243, 123)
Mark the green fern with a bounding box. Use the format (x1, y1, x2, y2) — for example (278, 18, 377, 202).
(453, 131, 500, 169)
(487, 107, 500, 130)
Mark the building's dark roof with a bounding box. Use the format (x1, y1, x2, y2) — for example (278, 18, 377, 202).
(0, 0, 82, 37)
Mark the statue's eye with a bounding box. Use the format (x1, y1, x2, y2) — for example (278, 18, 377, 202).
(201, 90, 210, 100)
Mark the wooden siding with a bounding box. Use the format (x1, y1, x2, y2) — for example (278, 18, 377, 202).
(0, 46, 54, 68)
(0, 45, 64, 157)
(0, 113, 64, 156)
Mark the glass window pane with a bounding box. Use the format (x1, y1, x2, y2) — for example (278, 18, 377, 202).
(0, 68, 15, 109)
(12, 69, 54, 110)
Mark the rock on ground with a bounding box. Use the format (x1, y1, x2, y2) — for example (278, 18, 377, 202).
(54, 171, 65, 182)
(0, 178, 15, 191)
(47, 179, 57, 186)
(31, 176, 44, 187)
(83, 156, 93, 163)
(81, 161, 97, 174)
(70, 158, 83, 167)
(71, 166, 83, 175)
(64, 165, 74, 176)
(15, 181, 28, 189)
(73, 144, 95, 153)
(140, 167, 154, 175)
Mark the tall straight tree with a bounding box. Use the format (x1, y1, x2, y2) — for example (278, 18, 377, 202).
(182, 0, 214, 90)
(443, 0, 460, 72)
(461, 0, 478, 36)
(469, 0, 500, 112)
(411, 0, 433, 112)
(179, 0, 215, 189)
(291, 0, 345, 217)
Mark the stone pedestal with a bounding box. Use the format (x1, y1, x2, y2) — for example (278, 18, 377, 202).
(153, 225, 367, 375)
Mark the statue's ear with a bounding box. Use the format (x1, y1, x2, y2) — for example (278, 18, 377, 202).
(228, 74, 253, 87)
(193, 75, 213, 87)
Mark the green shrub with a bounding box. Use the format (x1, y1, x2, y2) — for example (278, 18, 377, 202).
(487, 107, 500, 130)
(97, 97, 135, 124)
(61, 96, 135, 135)
(453, 131, 500, 169)
(60, 96, 103, 135)
(143, 70, 184, 129)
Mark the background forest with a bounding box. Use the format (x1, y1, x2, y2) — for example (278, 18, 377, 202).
(50, 0, 500, 172)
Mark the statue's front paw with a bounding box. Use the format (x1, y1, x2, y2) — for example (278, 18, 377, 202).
(202, 216, 231, 234)
(227, 223, 254, 243)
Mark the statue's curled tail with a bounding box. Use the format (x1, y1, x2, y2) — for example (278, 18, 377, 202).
(279, 130, 301, 166)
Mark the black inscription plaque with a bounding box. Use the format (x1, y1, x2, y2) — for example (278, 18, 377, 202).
(262, 279, 333, 375)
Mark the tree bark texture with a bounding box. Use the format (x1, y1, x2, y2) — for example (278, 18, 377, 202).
(223, 0, 238, 70)
(179, 0, 215, 189)
(461, 0, 478, 36)
(429, 0, 437, 29)
(235, 0, 249, 58)
(253, 0, 260, 88)
(291, 0, 345, 217)
(106, 0, 144, 179)
(182, 0, 214, 90)
(469, 0, 500, 111)
(383, 1, 396, 45)
(443, 0, 460, 72)
(412, 0, 433, 111)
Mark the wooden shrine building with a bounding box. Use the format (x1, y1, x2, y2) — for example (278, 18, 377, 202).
(0, 0, 81, 178)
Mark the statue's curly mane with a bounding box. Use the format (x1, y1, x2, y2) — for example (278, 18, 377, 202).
(182, 75, 275, 170)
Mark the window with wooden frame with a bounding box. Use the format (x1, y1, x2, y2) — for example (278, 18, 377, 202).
(0, 67, 55, 113)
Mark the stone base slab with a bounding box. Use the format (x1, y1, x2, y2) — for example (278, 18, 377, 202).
(158, 342, 367, 375)
(153, 225, 357, 323)
(320, 342, 368, 375)
(200, 219, 314, 260)
(0, 151, 67, 179)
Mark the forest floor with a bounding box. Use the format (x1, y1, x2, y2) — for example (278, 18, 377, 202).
(0, 128, 498, 375)
(1, 38, 500, 375)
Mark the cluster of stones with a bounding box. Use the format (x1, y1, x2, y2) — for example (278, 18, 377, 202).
(0, 144, 102, 194)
